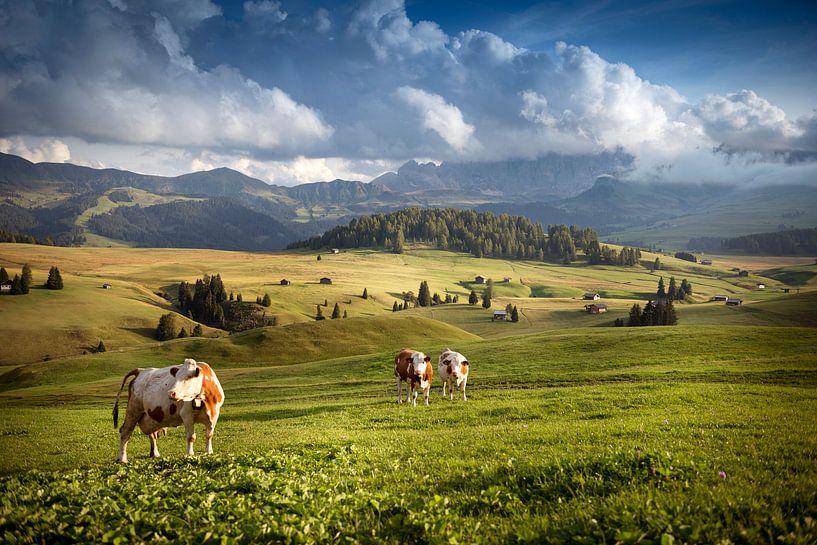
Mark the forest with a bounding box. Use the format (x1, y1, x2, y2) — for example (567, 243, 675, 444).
(288, 208, 603, 263)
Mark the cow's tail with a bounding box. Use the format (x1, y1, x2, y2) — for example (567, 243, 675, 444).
(113, 369, 140, 429)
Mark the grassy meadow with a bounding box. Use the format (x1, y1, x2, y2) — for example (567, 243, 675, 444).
(1, 243, 816, 543)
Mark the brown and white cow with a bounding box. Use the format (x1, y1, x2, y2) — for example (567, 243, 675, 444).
(394, 348, 433, 407)
(112, 358, 224, 463)
(438, 348, 469, 401)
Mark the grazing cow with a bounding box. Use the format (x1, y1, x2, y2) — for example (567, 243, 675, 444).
(112, 358, 224, 463)
(438, 348, 469, 401)
(394, 348, 433, 407)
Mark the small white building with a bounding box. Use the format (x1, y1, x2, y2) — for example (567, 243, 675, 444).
(330, 248, 340, 254)
(475, 275, 486, 285)
(492, 310, 508, 321)
(0, 280, 12, 293)
(756, 284, 765, 289)
(583, 293, 601, 301)
(102, 283, 112, 289)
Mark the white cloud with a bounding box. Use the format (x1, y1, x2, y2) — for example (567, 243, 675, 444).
(244, 0, 287, 25)
(452, 30, 523, 65)
(349, 0, 448, 61)
(0, 136, 71, 163)
(395, 87, 476, 152)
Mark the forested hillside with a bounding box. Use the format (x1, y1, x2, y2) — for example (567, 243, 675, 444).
(88, 198, 296, 250)
(289, 207, 600, 263)
(689, 228, 817, 255)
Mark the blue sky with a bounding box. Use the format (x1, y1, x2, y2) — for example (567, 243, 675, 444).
(0, 0, 815, 185)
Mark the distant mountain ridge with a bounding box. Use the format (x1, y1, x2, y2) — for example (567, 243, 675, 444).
(374, 151, 633, 199)
(2, 151, 814, 251)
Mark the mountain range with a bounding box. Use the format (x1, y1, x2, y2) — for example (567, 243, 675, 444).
(1, 151, 815, 251)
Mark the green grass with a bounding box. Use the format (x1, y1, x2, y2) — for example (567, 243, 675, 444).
(0, 325, 816, 543)
(1, 245, 816, 543)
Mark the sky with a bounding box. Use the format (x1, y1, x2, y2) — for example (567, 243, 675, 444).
(0, 0, 816, 186)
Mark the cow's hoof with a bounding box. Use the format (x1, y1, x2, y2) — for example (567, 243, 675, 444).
(118, 458, 128, 464)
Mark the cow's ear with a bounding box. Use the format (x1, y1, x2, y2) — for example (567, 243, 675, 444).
(462, 360, 469, 366)
(424, 356, 431, 363)
(194, 367, 201, 378)
(170, 367, 179, 377)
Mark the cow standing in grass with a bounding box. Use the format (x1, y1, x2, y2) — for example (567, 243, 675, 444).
(113, 358, 224, 463)
(438, 348, 470, 401)
(394, 349, 433, 407)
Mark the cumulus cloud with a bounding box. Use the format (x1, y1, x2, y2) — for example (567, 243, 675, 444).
(0, 136, 71, 163)
(395, 87, 476, 152)
(0, 0, 814, 185)
(0, 0, 332, 157)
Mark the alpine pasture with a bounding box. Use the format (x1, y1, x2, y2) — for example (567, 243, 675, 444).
(1, 243, 816, 543)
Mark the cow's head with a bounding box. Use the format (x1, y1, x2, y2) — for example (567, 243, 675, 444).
(444, 351, 469, 386)
(168, 358, 204, 401)
(410, 351, 432, 390)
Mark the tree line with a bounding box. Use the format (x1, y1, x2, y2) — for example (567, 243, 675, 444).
(0, 264, 62, 294)
(288, 208, 601, 264)
(616, 300, 678, 327)
(688, 228, 817, 255)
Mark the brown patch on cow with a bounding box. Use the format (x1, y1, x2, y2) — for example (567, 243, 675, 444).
(148, 406, 164, 422)
(197, 362, 223, 419)
(423, 363, 433, 384)
(170, 367, 179, 377)
(446, 364, 452, 376)
(460, 363, 469, 377)
(169, 403, 177, 415)
(394, 349, 415, 381)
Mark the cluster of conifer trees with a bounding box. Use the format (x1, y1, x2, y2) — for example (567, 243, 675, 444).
(156, 313, 203, 341)
(620, 300, 678, 327)
(0, 264, 33, 294)
(289, 208, 599, 264)
(177, 274, 228, 327)
(656, 276, 693, 301)
(586, 241, 642, 266)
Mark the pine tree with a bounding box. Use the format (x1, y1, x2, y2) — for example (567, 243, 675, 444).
(653, 257, 661, 271)
(665, 299, 678, 325)
(236, 292, 243, 302)
(0, 267, 7, 283)
(393, 301, 399, 312)
(96, 340, 106, 352)
(393, 228, 405, 254)
(178, 327, 188, 338)
(432, 293, 441, 305)
(418, 281, 432, 307)
(317, 255, 321, 261)
(667, 277, 677, 300)
(10, 274, 21, 295)
(444, 293, 452, 304)
(628, 303, 642, 327)
(452, 295, 459, 303)
(343, 310, 348, 318)
(468, 290, 478, 305)
(324, 298, 328, 307)
(20, 264, 32, 294)
(229, 291, 235, 301)
(316, 305, 325, 320)
(362, 288, 368, 299)
(256, 295, 262, 305)
(192, 324, 203, 337)
(511, 305, 519, 322)
(482, 290, 492, 309)
(156, 313, 176, 341)
(262, 293, 271, 307)
(45, 266, 63, 289)
(656, 277, 665, 298)
(505, 303, 513, 315)
(332, 302, 341, 319)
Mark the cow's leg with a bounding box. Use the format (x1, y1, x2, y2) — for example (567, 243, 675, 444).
(448, 379, 454, 401)
(423, 386, 430, 406)
(406, 381, 411, 404)
(461, 377, 468, 401)
(149, 432, 161, 458)
(441, 379, 447, 399)
(204, 416, 218, 455)
(181, 407, 196, 456)
(396, 377, 402, 404)
(411, 383, 418, 408)
(118, 413, 139, 464)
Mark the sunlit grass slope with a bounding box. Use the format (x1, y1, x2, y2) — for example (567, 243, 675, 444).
(0, 324, 815, 542)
